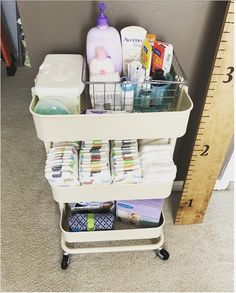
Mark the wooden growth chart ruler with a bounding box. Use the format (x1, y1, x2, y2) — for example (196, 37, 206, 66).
(175, 1, 234, 225)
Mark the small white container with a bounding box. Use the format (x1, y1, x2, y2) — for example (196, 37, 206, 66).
(33, 54, 85, 113)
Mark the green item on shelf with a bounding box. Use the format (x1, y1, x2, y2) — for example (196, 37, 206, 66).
(34, 99, 71, 115)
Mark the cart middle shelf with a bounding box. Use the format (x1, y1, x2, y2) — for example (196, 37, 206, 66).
(51, 180, 174, 203)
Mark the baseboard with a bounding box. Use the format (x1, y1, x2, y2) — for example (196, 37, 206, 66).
(172, 181, 183, 192)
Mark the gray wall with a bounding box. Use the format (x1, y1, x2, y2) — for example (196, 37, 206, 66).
(17, 0, 227, 180)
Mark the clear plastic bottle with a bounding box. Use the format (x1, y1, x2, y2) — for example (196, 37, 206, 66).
(86, 3, 122, 74)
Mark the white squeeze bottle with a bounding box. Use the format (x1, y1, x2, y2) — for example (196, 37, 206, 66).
(86, 2, 122, 74)
(89, 47, 115, 75)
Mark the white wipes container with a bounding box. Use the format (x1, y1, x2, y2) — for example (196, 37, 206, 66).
(33, 54, 85, 114)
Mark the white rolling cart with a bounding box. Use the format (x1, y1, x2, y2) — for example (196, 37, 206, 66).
(30, 53, 193, 270)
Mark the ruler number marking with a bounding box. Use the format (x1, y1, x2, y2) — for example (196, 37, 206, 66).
(188, 199, 193, 207)
(200, 145, 209, 156)
(223, 66, 234, 83)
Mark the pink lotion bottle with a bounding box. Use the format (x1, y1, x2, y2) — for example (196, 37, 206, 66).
(89, 47, 115, 75)
(86, 2, 122, 74)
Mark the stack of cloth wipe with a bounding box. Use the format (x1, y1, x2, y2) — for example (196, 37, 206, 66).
(45, 142, 80, 186)
(139, 139, 177, 183)
(111, 140, 142, 184)
(79, 140, 112, 185)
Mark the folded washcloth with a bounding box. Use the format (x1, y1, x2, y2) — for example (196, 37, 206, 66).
(141, 163, 177, 173)
(139, 138, 169, 147)
(139, 144, 172, 153)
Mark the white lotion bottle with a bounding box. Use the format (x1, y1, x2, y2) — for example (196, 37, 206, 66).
(121, 26, 147, 75)
(86, 2, 122, 74)
(89, 47, 115, 75)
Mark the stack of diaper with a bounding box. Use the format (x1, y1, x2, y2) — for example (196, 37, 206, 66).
(45, 142, 80, 186)
(139, 139, 177, 183)
(111, 140, 142, 184)
(79, 140, 112, 185)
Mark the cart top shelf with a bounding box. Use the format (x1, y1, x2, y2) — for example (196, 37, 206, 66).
(30, 86, 192, 142)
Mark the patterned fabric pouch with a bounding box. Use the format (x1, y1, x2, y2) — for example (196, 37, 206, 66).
(68, 213, 115, 232)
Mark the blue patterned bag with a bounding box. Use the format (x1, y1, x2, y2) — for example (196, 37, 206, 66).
(68, 213, 115, 232)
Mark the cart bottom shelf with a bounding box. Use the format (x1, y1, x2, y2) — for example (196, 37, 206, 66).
(59, 206, 168, 269)
(61, 229, 165, 254)
(60, 204, 165, 243)
(60, 230, 169, 270)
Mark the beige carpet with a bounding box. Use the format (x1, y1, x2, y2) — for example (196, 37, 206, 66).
(1, 67, 234, 292)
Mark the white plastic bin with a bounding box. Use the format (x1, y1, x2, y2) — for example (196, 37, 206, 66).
(30, 86, 193, 141)
(33, 54, 85, 114)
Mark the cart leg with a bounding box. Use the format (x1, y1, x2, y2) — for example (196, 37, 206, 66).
(61, 251, 70, 270)
(156, 246, 169, 260)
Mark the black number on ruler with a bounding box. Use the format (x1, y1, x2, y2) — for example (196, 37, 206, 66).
(200, 145, 209, 156)
(223, 66, 234, 83)
(188, 199, 193, 207)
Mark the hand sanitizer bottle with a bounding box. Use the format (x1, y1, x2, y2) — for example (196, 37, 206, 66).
(86, 2, 122, 74)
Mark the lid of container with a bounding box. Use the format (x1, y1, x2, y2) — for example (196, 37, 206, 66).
(34, 54, 85, 99)
(146, 34, 156, 43)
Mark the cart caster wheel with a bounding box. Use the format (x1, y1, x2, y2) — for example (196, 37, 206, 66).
(156, 248, 169, 260)
(61, 254, 69, 270)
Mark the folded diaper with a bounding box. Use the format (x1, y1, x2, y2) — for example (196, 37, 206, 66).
(79, 140, 112, 185)
(139, 140, 177, 183)
(45, 142, 80, 187)
(111, 140, 142, 184)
